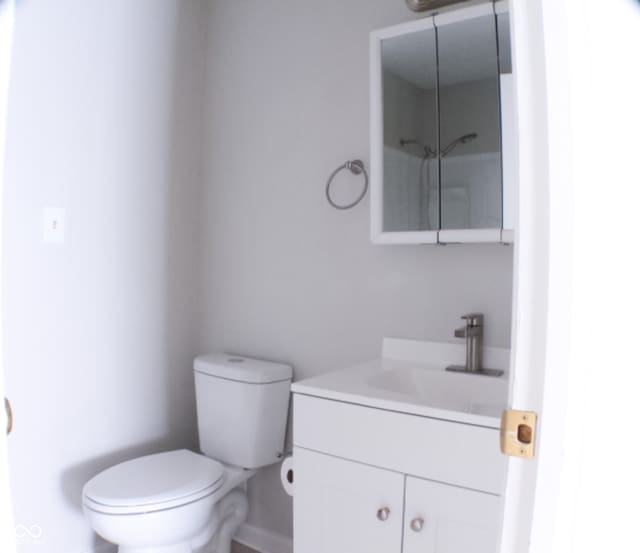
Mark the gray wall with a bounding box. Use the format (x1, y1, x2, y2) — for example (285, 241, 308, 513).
(3, 2, 208, 552)
(199, 0, 514, 539)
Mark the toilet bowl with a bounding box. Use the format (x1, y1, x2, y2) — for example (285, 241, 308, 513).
(83, 450, 255, 553)
(82, 353, 292, 553)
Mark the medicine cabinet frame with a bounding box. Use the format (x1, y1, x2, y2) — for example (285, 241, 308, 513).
(369, 1, 515, 245)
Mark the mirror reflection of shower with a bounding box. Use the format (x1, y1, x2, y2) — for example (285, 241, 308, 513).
(399, 138, 437, 159)
(441, 133, 478, 157)
(399, 132, 478, 159)
(398, 133, 478, 230)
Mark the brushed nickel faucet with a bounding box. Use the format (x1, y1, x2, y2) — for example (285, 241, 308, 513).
(446, 314, 504, 377)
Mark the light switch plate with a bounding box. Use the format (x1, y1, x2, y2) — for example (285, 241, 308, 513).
(43, 207, 65, 244)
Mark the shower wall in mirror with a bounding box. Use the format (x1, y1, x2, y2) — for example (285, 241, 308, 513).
(382, 27, 439, 234)
(370, 1, 515, 244)
(438, 11, 500, 232)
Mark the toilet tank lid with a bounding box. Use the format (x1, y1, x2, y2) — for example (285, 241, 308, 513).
(194, 353, 292, 384)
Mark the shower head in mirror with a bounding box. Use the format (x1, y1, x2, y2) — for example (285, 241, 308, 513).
(441, 132, 478, 157)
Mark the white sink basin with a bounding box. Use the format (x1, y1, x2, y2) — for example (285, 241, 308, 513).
(367, 366, 508, 418)
(291, 338, 510, 427)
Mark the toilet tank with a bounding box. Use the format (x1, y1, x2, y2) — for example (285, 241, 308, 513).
(193, 353, 292, 469)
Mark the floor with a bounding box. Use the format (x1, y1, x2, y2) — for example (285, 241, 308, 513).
(231, 542, 259, 553)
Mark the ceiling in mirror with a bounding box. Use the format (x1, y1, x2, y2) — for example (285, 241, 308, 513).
(382, 17, 498, 88)
(437, 16, 498, 85)
(382, 30, 437, 89)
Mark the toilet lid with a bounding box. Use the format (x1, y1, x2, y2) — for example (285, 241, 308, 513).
(83, 449, 224, 514)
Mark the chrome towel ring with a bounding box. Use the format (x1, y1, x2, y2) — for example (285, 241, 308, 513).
(325, 159, 369, 210)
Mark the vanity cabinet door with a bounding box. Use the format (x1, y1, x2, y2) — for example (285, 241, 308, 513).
(402, 476, 500, 553)
(293, 447, 404, 553)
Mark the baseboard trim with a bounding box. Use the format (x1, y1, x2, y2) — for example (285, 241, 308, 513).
(234, 523, 293, 553)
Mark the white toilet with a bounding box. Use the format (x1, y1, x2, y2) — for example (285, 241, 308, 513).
(82, 353, 292, 553)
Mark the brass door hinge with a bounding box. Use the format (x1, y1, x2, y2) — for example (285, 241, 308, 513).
(500, 409, 537, 459)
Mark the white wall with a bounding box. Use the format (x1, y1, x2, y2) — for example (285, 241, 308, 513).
(2, 1, 208, 552)
(199, 0, 514, 540)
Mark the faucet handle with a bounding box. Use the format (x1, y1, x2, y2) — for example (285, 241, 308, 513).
(461, 313, 483, 326)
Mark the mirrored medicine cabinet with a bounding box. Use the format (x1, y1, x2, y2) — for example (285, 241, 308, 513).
(370, 1, 515, 244)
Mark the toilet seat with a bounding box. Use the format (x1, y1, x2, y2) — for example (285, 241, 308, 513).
(83, 449, 225, 515)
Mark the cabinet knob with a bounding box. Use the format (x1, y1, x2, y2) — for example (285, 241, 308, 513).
(410, 517, 424, 532)
(376, 507, 390, 521)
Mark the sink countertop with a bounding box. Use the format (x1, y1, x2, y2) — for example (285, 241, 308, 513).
(291, 338, 510, 429)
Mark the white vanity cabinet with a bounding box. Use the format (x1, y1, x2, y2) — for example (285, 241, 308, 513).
(403, 476, 500, 553)
(294, 447, 405, 553)
(292, 393, 505, 553)
(294, 448, 500, 553)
